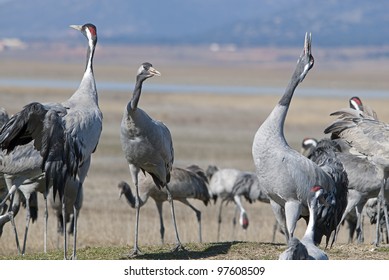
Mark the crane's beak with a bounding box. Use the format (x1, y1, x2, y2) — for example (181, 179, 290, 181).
(149, 66, 161, 77)
(304, 32, 312, 56)
(118, 189, 123, 199)
(70, 25, 83, 31)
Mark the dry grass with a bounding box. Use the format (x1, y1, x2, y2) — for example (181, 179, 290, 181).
(1, 45, 389, 260)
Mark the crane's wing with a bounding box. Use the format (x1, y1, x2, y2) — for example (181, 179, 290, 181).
(0, 102, 72, 199)
(325, 110, 389, 163)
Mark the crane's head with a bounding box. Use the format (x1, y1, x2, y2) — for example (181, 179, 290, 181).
(137, 62, 161, 80)
(309, 185, 329, 208)
(300, 137, 318, 157)
(295, 32, 314, 83)
(70, 23, 97, 43)
(349, 96, 363, 111)
(240, 211, 249, 230)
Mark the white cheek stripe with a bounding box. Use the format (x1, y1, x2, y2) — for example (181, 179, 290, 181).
(350, 99, 360, 110)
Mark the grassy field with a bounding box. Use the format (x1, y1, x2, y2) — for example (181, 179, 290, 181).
(1, 44, 389, 260)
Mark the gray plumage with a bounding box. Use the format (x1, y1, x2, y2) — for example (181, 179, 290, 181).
(301, 137, 359, 244)
(325, 96, 389, 245)
(279, 186, 329, 260)
(49, 180, 83, 246)
(0, 23, 102, 259)
(252, 33, 348, 247)
(120, 62, 180, 256)
(118, 165, 209, 243)
(278, 237, 309, 260)
(206, 165, 269, 241)
(364, 197, 389, 244)
(0, 107, 10, 216)
(0, 107, 45, 254)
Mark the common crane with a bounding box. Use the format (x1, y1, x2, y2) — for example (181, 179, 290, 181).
(279, 185, 329, 260)
(206, 165, 269, 241)
(118, 165, 210, 243)
(252, 33, 348, 247)
(0, 23, 102, 259)
(325, 97, 389, 246)
(120, 62, 180, 256)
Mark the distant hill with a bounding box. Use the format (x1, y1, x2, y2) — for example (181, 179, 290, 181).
(0, 0, 388, 47)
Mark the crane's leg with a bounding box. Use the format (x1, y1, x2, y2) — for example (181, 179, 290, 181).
(383, 197, 389, 244)
(44, 194, 48, 254)
(154, 201, 165, 244)
(21, 194, 31, 255)
(62, 195, 68, 260)
(5, 211, 21, 255)
(284, 200, 302, 240)
(129, 164, 142, 257)
(355, 204, 365, 244)
(9, 192, 21, 254)
(231, 205, 238, 240)
(270, 200, 288, 243)
(179, 199, 202, 243)
(165, 184, 184, 252)
(374, 183, 384, 246)
(71, 184, 82, 260)
(217, 201, 223, 242)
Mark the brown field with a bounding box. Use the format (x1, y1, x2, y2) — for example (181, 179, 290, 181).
(1, 44, 389, 260)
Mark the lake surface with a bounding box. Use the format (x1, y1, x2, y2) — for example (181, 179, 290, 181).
(0, 78, 388, 99)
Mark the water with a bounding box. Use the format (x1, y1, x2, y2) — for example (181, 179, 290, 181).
(0, 78, 388, 99)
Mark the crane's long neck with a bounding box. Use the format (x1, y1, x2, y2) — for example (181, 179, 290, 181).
(72, 37, 98, 104)
(262, 70, 301, 142)
(128, 76, 145, 112)
(85, 37, 96, 74)
(303, 197, 317, 242)
(121, 185, 136, 208)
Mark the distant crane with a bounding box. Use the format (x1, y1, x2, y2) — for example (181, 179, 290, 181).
(252, 33, 348, 247)
(279, 185, 329, 260)
(0, 23, 102, 259)
(206, 165, 269, 241)
(120, 62, 180, 256)
(118, 165, 210, 243)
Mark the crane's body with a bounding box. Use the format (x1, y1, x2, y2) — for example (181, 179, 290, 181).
(0, 23, 101, 259)
(118, 165, 209, 243)
(120, 62, 181, 256)
(206, 165, 269, 241)
(252, 33, 347, 246)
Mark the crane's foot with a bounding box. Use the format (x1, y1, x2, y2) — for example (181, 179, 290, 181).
(127, 247, 143, 258)
(171, 243, 186, 253)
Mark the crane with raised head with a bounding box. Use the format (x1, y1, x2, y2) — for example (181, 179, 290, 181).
(0, 23, 102, 259)
(120, 62, 181, 256)
(252, 33, 348, 247)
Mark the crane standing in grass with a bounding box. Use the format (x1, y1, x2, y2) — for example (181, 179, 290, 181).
(120, 62, 181, 256)
(0, 23, 102, 259)
(252, 33, 348, 247)
(206, 165, 269, 241)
